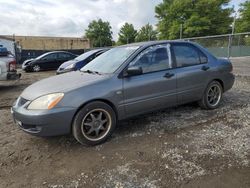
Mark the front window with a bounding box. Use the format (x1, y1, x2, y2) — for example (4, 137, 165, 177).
(42, 53, 57, 60)
(81, 46, 139, 74)
(76, 50, 100, 61)
(129, 44, 171, 74)
(36, 53, 50, 60)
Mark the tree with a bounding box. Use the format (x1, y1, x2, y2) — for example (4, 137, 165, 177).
(236, 1, 250, 33)
(118, 23, 137, 44)
(155, 0, 233, 39)
(85, 19, 113, 47)
(136, 24, 158, 42)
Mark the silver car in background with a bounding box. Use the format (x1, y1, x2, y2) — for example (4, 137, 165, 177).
(0, 47, 21, 84)
(12, 41, 234, 145)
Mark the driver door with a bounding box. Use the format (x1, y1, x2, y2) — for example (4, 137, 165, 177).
(122, 44, 177, 117)
(41, 53, 58, 70)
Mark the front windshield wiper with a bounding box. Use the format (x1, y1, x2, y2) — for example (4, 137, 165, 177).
(81, 69, 101, 75)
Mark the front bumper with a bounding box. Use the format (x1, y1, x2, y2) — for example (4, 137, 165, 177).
(11, 102, 77, 137)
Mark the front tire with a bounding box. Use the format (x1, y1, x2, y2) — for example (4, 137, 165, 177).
(33, 65, 41, 72)
(72, 101, 117, 146)
(199, 81, 223, 110)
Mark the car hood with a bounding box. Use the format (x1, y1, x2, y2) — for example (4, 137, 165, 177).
(21, 71, 110, 101)
(23, 58, 35, 65)
(59, 59, 78, 69)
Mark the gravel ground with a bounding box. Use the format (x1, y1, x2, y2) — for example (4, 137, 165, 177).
(0, 58, 249, 188)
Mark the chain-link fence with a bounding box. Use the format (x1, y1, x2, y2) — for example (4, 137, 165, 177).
(183, 32, 250, 58)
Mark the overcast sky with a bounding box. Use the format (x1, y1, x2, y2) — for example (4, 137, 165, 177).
(0, 0, 246, 40)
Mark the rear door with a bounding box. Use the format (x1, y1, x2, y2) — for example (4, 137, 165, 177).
(123, 44, 177, 117)
(172, 43, 210, 104)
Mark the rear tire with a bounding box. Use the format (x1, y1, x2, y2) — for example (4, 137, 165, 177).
(199, 81, 223, 110)
(72, 101, 116, 146)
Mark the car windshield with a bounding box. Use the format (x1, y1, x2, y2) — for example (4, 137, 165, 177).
(75, 50, 100, 61)
(36, 53, 51, 60)
(81, 46, 139, 74)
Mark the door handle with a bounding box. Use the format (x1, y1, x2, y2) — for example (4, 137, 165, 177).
(201, 65, 210, 71)
(164, 72, 175, 78)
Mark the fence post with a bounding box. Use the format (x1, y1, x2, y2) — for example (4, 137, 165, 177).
(228, 34, 232, 59)
(228, 12, 237, 58)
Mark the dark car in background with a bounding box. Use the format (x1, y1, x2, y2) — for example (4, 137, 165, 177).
(22, 51, 77, 72)
(12, 41, 234, 146)
(56, 48, 110, 74)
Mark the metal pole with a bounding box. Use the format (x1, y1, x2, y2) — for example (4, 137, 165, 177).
(148, 25, 151, 41)
(228, 35, 231, 59)
(180, 24, 183, 39)
(232, 13, 237, 35)
(228, 12, 237, 58)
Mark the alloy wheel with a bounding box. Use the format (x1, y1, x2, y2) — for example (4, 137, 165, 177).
(207, 84, 222, 107)
(33, 65, 41, 72)
(81, 109, 112, 141)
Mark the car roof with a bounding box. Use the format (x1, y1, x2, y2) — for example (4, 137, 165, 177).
(88, 49, 106, 52)
(89, 47, 111, 52)
(43, 51, 76, 55)
(78, 48, 109, 56)
(119, 40, 194, 48)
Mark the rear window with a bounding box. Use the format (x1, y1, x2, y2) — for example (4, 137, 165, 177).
(173, 44, 201, 67)
(0, 48, 9, 56)
(58, 53, 72, 59)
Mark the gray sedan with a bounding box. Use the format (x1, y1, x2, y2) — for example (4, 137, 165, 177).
(11, 41, 235, 145)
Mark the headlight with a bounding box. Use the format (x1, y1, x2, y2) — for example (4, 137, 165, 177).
(65, 63, 75, 70)
(27, 93, 64, 110)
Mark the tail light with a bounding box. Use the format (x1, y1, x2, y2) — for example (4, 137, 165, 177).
(9, 60, 16, 71)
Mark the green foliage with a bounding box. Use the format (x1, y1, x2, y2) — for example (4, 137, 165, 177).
(236, 1, 250, 33)
(118, 23, 137, 44)
(155, 0, 233, 39)
(136, 24, 158, 42)
(85, 19, 113, 47)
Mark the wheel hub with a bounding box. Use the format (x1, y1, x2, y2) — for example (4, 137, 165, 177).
(93, 120, 101, 128)
(81, 109, 112, 141)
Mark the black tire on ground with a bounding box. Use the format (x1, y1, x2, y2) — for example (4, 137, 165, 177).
(72, 101, 117, 146)
(199, 80, 223, 110)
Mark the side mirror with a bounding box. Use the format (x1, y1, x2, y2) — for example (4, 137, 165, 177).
(124, 66, 143, 77)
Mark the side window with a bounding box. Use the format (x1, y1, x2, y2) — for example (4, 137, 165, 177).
(44, 53, 57, 60)
(58, 53, 71, 60)
(129, 45, 170, 74)
(86, 54, 95, 63)
(200, 51, 208, 64)
(173, 44, 201, 67)
(95, 52, 103, 58)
